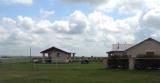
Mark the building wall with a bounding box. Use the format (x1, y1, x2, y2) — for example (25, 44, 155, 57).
(126, 40, 160, 57)
(48, 50, 71, 63)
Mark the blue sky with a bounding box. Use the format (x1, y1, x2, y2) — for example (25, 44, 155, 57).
(0, 0, 92, 20)
(0, 0, 160, 57)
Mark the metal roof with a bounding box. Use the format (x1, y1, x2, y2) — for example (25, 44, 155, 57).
(112, 44, 133, 51)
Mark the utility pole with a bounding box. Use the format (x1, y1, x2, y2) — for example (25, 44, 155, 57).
(30, 47, 33, 69)
(30, 47, 32, 63)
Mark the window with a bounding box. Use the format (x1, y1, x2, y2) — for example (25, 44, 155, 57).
(146, 51, 154, 56)
(57, 53, 60, 57)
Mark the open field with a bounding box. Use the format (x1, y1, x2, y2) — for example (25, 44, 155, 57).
(0, 62, 160, 83)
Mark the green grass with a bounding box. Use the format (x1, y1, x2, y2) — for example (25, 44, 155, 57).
(0, 62, 160, 83)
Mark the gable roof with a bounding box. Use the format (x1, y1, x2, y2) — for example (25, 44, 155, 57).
(125, 38, 160, 51)
(40, 46, 72, 54)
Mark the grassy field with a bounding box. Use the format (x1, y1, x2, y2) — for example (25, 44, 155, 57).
(0, 62, 160, 83)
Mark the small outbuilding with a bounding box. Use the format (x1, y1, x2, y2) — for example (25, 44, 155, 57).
(40, 46, 75, 63)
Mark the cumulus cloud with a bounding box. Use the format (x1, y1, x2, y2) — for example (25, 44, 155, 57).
(0, 10, 138, 56)
(35, 20, 53, 33)
(0, 0, 33, 5)
(17, 16, 35, 30)
(88, 11, 119, 32)
(53, 10, 88, 34)
(0, 16, 53, 49)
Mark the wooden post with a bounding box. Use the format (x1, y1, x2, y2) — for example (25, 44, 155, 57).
(42, 53, 45, 63)
(103, 58, 108, 69)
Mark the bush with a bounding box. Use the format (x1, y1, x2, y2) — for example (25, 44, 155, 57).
(80, 60, 89, 64)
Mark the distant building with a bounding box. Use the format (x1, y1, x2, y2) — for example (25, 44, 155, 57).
(107, 38, 160, 70)
(40, 46, 75, 63)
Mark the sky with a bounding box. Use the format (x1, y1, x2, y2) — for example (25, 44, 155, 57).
(0, 0, 160, 57)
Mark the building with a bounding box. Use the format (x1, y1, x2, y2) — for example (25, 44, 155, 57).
(40, 46, 75, 63)
(107, 38, 160, 70)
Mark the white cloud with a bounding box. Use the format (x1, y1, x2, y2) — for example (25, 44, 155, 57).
(40, 9, 55, 18)
(53, 10, 88, 34)
(2, 17, 16, 25)
(88, 11, 119, 32)
(0, 26, 9, 41)
(53, 20, 70, 33)
(0, 16, 54, 49)
(16, 16, 52, 33)
(0, 0, 33, 5)
(17, 16, 34, 30)
(35, 20, 53, 33)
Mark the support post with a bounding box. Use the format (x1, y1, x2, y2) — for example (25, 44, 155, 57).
(129, 55, 135, 70)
